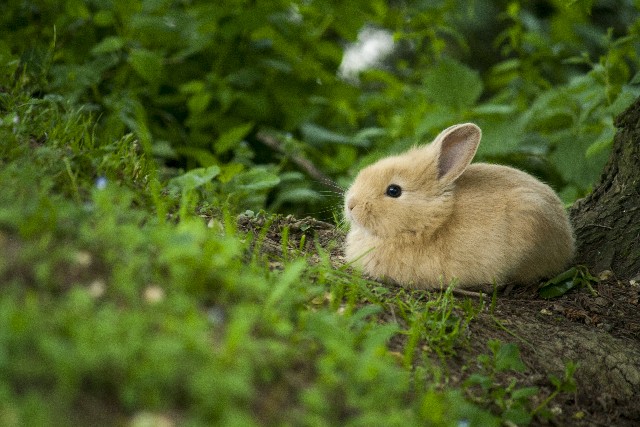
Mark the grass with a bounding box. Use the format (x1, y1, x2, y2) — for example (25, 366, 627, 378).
(0, 86, 573, 426)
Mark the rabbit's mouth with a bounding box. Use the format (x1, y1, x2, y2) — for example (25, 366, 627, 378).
(351, 215, 393, 239)
(344, 198, 363, 224)
(345, 208, 373, 233)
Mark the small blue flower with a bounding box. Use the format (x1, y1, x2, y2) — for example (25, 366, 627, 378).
(95, 176, 108, 190)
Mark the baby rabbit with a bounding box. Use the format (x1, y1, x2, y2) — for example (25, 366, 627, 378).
(344, 123, 575, 290)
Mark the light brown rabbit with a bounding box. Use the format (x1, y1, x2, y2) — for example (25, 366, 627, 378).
(344, 123, 575, 290)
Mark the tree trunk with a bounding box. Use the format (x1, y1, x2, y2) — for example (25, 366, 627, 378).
(569, 98, 640, 280)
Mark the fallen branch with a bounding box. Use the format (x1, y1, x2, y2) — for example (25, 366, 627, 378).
(256, 130, 334, 186)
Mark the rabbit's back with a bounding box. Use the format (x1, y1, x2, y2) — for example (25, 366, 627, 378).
(439, 163, 575, 286)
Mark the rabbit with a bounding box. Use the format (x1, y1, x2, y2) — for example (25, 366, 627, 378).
(344, 123, 575, 290)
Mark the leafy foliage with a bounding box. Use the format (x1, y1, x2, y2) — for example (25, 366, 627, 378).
(2, 0, 640, 217)
(0, 88, 509, 426)
(0, 1, 635, 424)
(464, 339, 577, 426)
(538, 265, 599, 298)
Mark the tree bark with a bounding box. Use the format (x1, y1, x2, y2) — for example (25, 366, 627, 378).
(570, 98, 640, 280)
(468, 311, 640, 423)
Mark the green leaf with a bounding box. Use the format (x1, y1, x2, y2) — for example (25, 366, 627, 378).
(465, 373, 493, 390)
(352, 127, 385, 146)
(511, 386, 539, 400)
(152, 141, 177, 159)
(91, 36, 125, 55)
(495, 343, 526, 373)
(187, 92, 213, 115)
(180, 80, 206, 94)
(585, 128, 614, 158)
(128, 48, 164, 83)
(503, 406, 532, 425)
(214, 123, 254, 154)
(93, 10, 115, 26)
(219, 163, 245, 184)
(549, 131, 608, 190)
(423, 58, 483, 109)
(301, 123, 369, 147)
(538, 267, 579, 299)
(169, 166, 221, 192)
(472, 104, 516, 116)
(175, 147, 219, 167)
(231, 168, 280, 192)
(266, 260, 306, 308)
(270, 188, 322, 210)
(549, 373, 562, 388)
(538, 281, 578, 299)
(0, 41, 19, 78)
(538, 266, 598, 299)
(560, 361, 578, 392)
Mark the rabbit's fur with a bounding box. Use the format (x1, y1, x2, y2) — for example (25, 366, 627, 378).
(344, 123, 575, 290)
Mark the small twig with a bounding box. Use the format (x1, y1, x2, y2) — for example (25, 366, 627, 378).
(256, 131, 334, 186)
(452, 288, 486, 299)
(586, 223, 613, 230)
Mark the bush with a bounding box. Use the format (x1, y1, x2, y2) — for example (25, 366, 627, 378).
(3, 0, 640, 216)
(0, 92, 506, 425)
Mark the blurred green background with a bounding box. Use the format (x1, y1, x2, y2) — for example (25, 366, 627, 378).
(2, 0, 639, 216)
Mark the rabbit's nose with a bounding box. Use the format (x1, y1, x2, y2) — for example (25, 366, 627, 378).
(347, 198, 356, 211)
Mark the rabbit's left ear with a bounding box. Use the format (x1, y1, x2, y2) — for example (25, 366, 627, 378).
(433, 123, 481, 183)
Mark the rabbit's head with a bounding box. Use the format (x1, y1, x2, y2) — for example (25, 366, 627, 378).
(344, 123, 481, 240)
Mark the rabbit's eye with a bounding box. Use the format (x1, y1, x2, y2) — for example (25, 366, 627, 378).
(385, 184, 402, 198)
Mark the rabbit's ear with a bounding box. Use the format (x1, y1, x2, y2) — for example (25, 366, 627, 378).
(433, 123, 481, 182)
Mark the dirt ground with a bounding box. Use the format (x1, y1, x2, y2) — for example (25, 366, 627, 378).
(237, 214, 640, 427)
